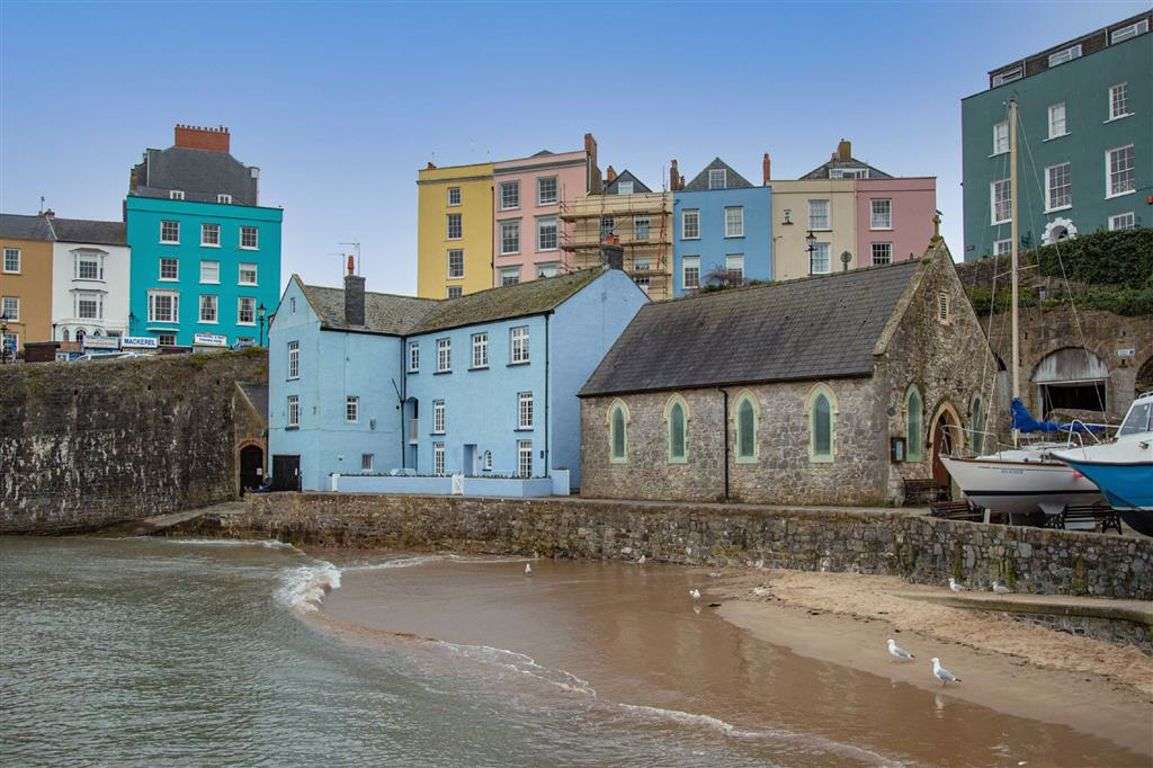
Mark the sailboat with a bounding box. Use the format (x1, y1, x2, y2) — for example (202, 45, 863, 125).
(940, 98, 1104, 518)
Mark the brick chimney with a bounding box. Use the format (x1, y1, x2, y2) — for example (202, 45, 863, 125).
(584, 132, 602, 194)
(836, 139, 852, 161)
(344, 255, 366, 326)
(174, 124, 231, 153)
(669, 159, 683, 191)
(600, 234, 624, 271)
(762, 153, 771, 185)
(605, 165, 617, 183)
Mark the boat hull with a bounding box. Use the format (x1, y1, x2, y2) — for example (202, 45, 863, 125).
(939, 456, 1103, 515)
(1050, 457, 1153, 512)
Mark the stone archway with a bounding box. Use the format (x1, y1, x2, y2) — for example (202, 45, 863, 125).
(236, 438, 266, 495)
(928, 402, 963, 493)
(1031, 346, 1109, 418)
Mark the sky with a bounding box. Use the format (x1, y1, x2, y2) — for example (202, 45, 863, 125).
(1, 0, 1145, 295)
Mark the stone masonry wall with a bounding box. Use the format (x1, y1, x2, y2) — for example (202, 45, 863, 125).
(0, 351, 267, 533)
(189, 493, 1153, 601)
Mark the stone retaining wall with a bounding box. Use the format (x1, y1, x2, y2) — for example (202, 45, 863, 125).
(183, 493, 1153, 601)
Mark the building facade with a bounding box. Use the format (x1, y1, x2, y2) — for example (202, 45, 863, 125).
(0, 215, 54, 356)
(126, 125, 283, 347)
(50, 216, 130, 342)
(962, 11, 1151, 260)
(671, 157, 772, 295)
(416, 161, 494, 299)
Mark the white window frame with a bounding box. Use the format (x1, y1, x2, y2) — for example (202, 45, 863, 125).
(447, 186, 462, 206)
(993, 239, 1012, 257)
(870, 198, 892, 230)
(707, 168, 726, 189)
(345, 395, 359, 424)
(200, 260, 220, 284)
(287, 395, 300, 427)
(159, 257, 179, 282)
(407, 341, 420, 372)
(1106, 145, 1136, 198)
(1047, 103, 1067, 139)
(436, 337, 451, 372)
(500, 220, 520, 255)
(937, 292, 951, 324)
(992, 121, 1009, 155)
(170, 190, 185, 200)
(536, 216, 558, 252)
(446, 213, 463, 240)
(157, 333, 176, 347)
(447, 249, 464, 279)
(238, 263, 258, 286)
(536, 176, 557, 205)
(288, 340, 300, 379)
(239, 226, 259, 250)
(217, 194, 232, 204)
(990, 179, 1011, 224)
(160, 220, 180, 244)
(992, 67, 1022, 87)
(471, 332, 489, 369)
(433, 442, 446, 475)
(682, 256, 700, 290)
(1047, 44, 1081, 67)
(237, 297, 256, 326)
(1108, 212, 1136, 231)
(725, 254, 744, 281)
(509, 325, 529, 364)
(75, 292, 102, 320)
(199, 294, 218, 324)
(724, 206, 744, 238)
(500, 267, 520, 286)
(633, 216, 650, 241)
(616, 180, 635, 195)
(871, 242, 893, 265)
(361, 454, 374, 472)
(1108, 83, 1131, 121)
(808, 199, 831, 230)
(2, 248, 20, 274)
(148, 289, 180, 323)
(1111, 19, 1149, 44)
(447, 286, 461, 299)
(681, 209, 700, 240)
(518, 391, 534, 430)
(810, 242, 831, 275)
(2, 296, 19, 321)
(499, 180, 520, 210)
(74, 252, 103, 280)
(432, 400, 445, 434)
(1045, 163, 1072, 212)
(200, 223, 221, 247)
(517, 439, 533, 478)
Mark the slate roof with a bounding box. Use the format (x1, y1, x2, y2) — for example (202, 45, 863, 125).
(131, 146, 259, 205)
(298, 279, 438, 335)
(682, 158, 754, 191)
(0, 213, 125, 245)
(800, 156, 892, 180)
(0, 213, 54, 241)
(579, 259, 924, 397)
(605, 170, 653, 195)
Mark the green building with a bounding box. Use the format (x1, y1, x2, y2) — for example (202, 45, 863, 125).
(961, 11, 1151, 261)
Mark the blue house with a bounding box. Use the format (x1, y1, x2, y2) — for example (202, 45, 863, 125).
(672, 158, 772, 296)
(267, 265, 647, 493)
(125, 125, 282, 347)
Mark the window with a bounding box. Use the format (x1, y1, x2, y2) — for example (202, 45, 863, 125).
(433, 442, 446, 475)
(201, 223, 220, 246)
(447, 249, 464, 279)
(240, 226, 259, 250)
(724, 206, 744, 238)
(600, 216, 615, 240)
(537, 176, 557, 205)
(170, 190, 185, 200)
(536, 263, 560, 278)
(287, 395, 300, 427)
(906, 386, 923, 461)
(75, 293, 101, 319)
(634, 216, 650, 240)
(937, 291, 950, 323)
(500, 220, 520, 255)
(1048, 103, 1067, 138)
(160, 220, 180, 244)
(2, 248, 19, 273)
(159, 258, 179, 281)
(290, 297, 296, 314)
(617, 180, 634, 195)
(500, 180, 520, 210)
(870, 199, 892, 229)
(500, 267, 520, 286)
(436, 338, 451, 372)
(471, 332, 489, 369)
(518, 392, 534, 429)
(1109, 212, 1136, 231)
(681, 209, 699, 239)
(992, 121, 1009, 155)
(287, 340, 300, 379)
(217, 194, 232, 204)
(408, 341, 420, 372)
(808, 199, 830, 230)
(990, 179, 1011, 224)
(447, 213, 462, 240)
(682, 256, 700, 290)
(1109, 83, 1131, 120)
(447, 286, 462, 299)
(735, 394, 757, 461)
(633, 258, 652, 272)
(510, 326, 529, 364)
(361, 454, 374, 472)
(1111, 19, 1149, 44)
(971, 396, 986, 456)
(808, 386, 835, 462)
(634, 276, 650, 294)
(667, 397, 687, 463)
(447, 186, 461, 206)
(708, 168, 726, 189)
(610, 401, 628, 463)
(871, 242, 893, 265)
(991, 67, 1022, 86)
(725, 254, 744, 281)
(1047, 44, 1081, 66)
(200, 260, 220, 284)
(75, 253, 102, 280)
(238, 297, 256, 325)
(1107, 145, 1135, 197)
(158, 333, 176, 347)
(432, 400, 445, 433)
(199, 294, 218, 323)
(2, 296, 19, 321)
(537, 216, 558, 251)
(148, 290, 179, 323)
(810, 242, 831, 274)
(517, 440, 533, 478)
(994, 239, 1012, 257)
(345, 396, 359, 423)
(830, 168, 868, 179)
(239, 263, 258, 286)
(1043, 163, 1072, 211)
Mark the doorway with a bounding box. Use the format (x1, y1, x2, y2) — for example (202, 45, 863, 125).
(930, 407, 961, 495)
(462, 444, 477, 476)
(239, 444, 264, 494)
(271, 454, 301, 492)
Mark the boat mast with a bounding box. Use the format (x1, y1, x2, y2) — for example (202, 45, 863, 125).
(1009, 98, 1021, 447)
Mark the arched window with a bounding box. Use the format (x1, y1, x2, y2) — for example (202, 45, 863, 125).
(665, 395, 688, 463)
(906, 386, 924, 462)
(61, 329, 70, 341)
(806, 384, 837, 462)
(609, 400, 629, 463)
(76, 328, 86, 344)
(735, 392, 758, 462)
(970, 395, 986, 456)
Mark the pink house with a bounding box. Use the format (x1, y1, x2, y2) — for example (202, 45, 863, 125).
(493, 134, 600, 286)
(856, 177, 937, 266)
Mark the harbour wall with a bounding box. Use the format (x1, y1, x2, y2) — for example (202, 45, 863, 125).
(182, 493, 1153, 601)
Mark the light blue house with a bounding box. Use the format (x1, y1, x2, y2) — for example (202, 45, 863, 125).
(267, 266, 647, 493)
(672, 158, 772, 296)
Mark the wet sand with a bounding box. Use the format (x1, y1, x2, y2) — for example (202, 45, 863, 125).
(315, 555, 1152, 767)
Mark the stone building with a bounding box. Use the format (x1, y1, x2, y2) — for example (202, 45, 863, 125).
(579, 239, 998, 505)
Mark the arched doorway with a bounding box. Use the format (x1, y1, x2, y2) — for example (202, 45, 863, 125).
(1031, 346, 1108, 418)
(929, 403, 963, 494)
(239, 444, 264, 494)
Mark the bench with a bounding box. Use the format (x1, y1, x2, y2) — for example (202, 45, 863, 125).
(930, 500, 985, 522)
(1044, 504, 1123, 535)
(904, 478, 949, 506)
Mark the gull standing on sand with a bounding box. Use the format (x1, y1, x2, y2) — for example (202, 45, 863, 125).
(637, 554, 646, 565)
(886, 638, 915, 662)
(949, 578, 966, 593)
(524, 563, 532, 576)
(992, 580, 1011, 594)
(931, 658, 961, 686)
(689, 588, 702, 601)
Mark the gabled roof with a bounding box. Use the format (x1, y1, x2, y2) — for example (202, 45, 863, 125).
(131, 146, 259, 205)
(605, 170, 652, 195)
(579, 258, 925, 397)
(295, 276, 438, 335)
(0, 213, 125, 245)
(682, 158, 754, 191)
(800, 156, 892, 180)
(0, 213, 54, 241)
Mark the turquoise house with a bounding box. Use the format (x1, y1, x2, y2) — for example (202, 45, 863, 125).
(125, 125, 283, 346)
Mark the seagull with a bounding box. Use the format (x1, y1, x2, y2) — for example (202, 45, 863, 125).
(689, 588, 702, 601)
(754, 558, 765, 570)
(887, 638, 915, 662)
(931, 657, 961, 686)
(637, 554, 646, 565)
(752, 586, 770, 597)
(524, 563, 532, 576)
(949, 578, 966, 593)
(992, 580, 1011, 594)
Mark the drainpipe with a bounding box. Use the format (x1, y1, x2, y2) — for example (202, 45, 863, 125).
(544, 314, 551, 478)
(720, 388, 730, 500)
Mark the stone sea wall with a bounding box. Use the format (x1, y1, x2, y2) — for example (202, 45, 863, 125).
(186, 493, 1153, 601)
(0, 351, 267, 533)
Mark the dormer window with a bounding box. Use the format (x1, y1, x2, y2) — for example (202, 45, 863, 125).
(991, 67, 1022, 87)
(1110, 19, 1148, 44)
(170, 190, 185, 200)
(1047, 44, 1082, 67)
(217, 194, 232, 204)
(708, 168, 726, 190)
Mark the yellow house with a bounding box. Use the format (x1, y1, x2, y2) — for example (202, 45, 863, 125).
(0, 214, 56, 355)
(416, 162, 494, 298)
(769, 180, 858, 281)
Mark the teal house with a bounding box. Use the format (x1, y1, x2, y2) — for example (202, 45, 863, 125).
(125, 125, 283, 346)
(961, 11, 1151, 261)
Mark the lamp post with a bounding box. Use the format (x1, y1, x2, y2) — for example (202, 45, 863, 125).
(805, 230, 816, 275)
(257, 303, 267, 347)
(0, 312, 9, 364)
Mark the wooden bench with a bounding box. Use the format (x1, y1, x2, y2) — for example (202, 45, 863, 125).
(930, 500, 985, 522)
(904, 478, 949, 506)
(1044, 504, 1123, 535)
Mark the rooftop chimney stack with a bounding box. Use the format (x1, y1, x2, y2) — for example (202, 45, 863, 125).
(344, 255, 366, 326)
(600, 234, 624, 271)
(669, 159, 683, 191)
(837, 139, 852, 162)
(584, 132, 602, 193)
(174, 123, 231, 153)
(762, 152, 771, 186)
(606, 165, 617, 183)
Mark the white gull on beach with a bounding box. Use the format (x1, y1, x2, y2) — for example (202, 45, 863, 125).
(886, 638, 915, 662)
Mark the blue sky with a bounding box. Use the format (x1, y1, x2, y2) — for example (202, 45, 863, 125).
(1, 1, 1144, 294)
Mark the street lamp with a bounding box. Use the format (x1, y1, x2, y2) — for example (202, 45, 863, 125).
(805, 230, 816, 275)
(257, 303, 267, 347)
(0, 312, 9, 364)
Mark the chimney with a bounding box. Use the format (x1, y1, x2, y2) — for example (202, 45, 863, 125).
(669, 159, 683, 191)
(174, 123, 231, 153)
(600, 234, 624, 271)
(606, 165, 617, 183)
(837, 139, 852, 162)
(584, 132, 602, 194)
(344, 255, 366, 326)
(762, 152, 771, 185)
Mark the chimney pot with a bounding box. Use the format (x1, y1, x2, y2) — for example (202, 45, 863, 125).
(837, 139, 852, 162)
(762, 152, 771, 186)
(174, 123, 231, 153)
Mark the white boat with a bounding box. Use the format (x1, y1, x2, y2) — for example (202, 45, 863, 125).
(940, 449, 1102, 516)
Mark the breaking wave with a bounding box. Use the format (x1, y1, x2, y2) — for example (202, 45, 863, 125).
(275, 561, 343, 612)
(438, 642, 598, 697)
(151, 537, 300, 551)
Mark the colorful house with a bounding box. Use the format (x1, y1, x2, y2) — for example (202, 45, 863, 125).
(416, 161, 494, 299)
(0, 214, 55, 356)
(125, 125, 283, 347)
(267, 264, 647, 493)
(49, 214, 130, 343)
(671, 157, 773, 295)
(961, 10, 1151, 260)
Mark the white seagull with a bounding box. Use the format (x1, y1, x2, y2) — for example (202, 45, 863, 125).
(931, 657, 961, 686)
(992, 580, 1011, 594)
(689, 588, 702, 601)
(886, 638, 915, 662)
(948, 578, 966, 593)
(524, 563, 532, 576)
(637, 554, 647, 565)
(754, 558, 765, 570)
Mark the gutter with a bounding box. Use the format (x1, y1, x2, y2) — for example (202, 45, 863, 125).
(720, 388, 730, 501)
